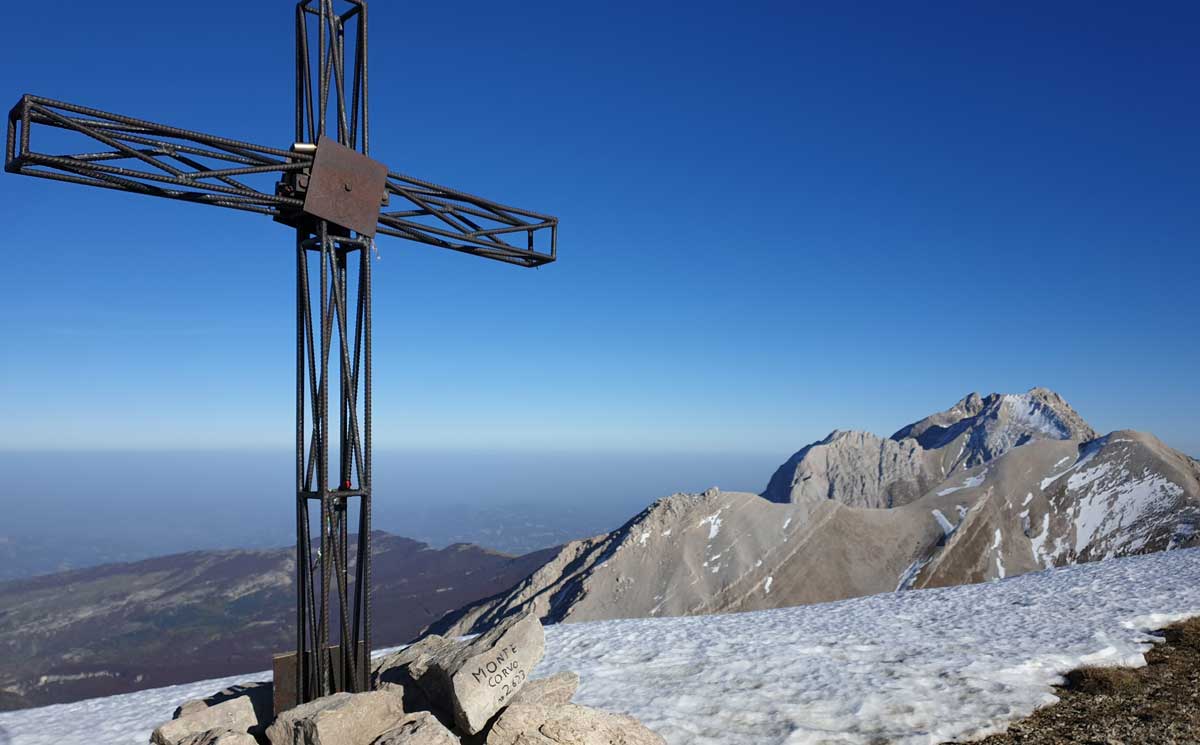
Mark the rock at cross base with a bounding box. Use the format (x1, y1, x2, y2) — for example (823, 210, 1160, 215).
(176, 730, 259, 745)
(153, 684, 272, 745)
(484, 704, 665, 745)
(507, 672, 579, 708)
(372, 634, 461, 712)
(372, 712, 461, 745)
(171, 682, 273, 726)
(265, 690, 406, 745)
(175, 701, 210, 720)
(420, 612, 545, 735)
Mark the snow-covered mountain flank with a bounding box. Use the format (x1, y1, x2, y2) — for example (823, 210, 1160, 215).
(430, 388, 1200, 636)
(4, 548, 1200, 745)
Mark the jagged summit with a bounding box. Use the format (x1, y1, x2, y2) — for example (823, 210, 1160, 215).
(762, 388, 1096, 509)
(428, 389, 1200, 638)
(892, 387, 1097, 467)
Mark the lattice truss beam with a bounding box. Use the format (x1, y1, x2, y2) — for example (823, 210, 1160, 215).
(4, 0, 560, 710)
(5, 96, 556, 266)
(294, 225, 373, 700)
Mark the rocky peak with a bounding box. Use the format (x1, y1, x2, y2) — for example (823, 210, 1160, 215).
(761, 430, 938, 508)
(891, 392, 987, 441)
(890, 387, 1096, 471)
(763, 388, 1097, 510)
(426, 388, 1198, 643)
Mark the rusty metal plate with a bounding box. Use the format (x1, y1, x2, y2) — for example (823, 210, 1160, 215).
(302, 135, 388, 236)
(273, 642, 369, 715)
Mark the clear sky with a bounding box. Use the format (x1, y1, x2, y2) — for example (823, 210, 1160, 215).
(1, 0, 1197, 459)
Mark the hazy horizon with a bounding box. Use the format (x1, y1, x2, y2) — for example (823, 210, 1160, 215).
(4, 404, 1197, 581)
(0, 447, 785, 579)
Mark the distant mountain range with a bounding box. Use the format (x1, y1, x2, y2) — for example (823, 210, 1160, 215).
(0, 533, 554, 711)
(0, 533, 176, 583)
(0, 507, 595, 583)
(429, 388, 1200, 636)
(8, 388, 1198, 714)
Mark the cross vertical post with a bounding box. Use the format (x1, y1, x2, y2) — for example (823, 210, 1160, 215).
(291, 0, 373, 703)
(5, 0, 558, 714)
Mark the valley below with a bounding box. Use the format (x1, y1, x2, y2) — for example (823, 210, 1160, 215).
(0, 534, 553, 711)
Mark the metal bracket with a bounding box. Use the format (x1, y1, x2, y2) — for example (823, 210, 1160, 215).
(301, 135, 388, 236)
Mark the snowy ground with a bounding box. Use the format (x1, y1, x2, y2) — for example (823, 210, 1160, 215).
(3, 547, 1199, 745)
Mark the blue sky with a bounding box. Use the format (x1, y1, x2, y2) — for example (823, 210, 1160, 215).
(1, 0, 1197, 458)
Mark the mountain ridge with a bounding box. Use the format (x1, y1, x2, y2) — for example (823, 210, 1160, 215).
(428, 388, 1200, 637)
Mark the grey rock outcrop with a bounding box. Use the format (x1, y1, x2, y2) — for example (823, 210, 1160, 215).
(761, 430, 939, 508)
(175, 700, 212, 720)
(373, 635, 458, 712)
(427, 388, 1200, 638)
(508, 672, 578, 708)
(419, 613, 545, 735)
(891, 388, 1096, 469)
(265, 690, 406, 745)
(171, 683, 273, 728)
(153, 687, 270, 745)
(176, 730, 258, 745)
(162, 636, 654, 745)
(484, 703, 665, 745)
(372, 712, 460, 745)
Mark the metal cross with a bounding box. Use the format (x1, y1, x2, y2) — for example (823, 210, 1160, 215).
(4, 0, 557, 711)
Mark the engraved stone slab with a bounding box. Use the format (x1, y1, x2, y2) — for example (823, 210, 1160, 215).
(372, 634, 461, 713)
(421, 612, 545, 735)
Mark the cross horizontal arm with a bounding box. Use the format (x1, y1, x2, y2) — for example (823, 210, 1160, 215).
(6, 95, 557, 268)
(379, 173, 556, 267)
(6, 95, 304, 216)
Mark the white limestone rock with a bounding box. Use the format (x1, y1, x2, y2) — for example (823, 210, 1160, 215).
(372, 712, 461, 745)
(485, 703, 665, 745)
(372, 633, 461, 712)
(507, 672, 578, 708)
(153, 688, 267, 745)
(170, 682, 272, 724)
(421, 613, 545, 735)
(176, 729, 259, 745)
(265, 690, 406, 745)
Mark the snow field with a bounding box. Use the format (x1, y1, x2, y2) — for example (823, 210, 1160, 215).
(2, 547, 1199, 745)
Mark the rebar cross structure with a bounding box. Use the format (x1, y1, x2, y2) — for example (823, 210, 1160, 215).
(5, 0, 557, 709)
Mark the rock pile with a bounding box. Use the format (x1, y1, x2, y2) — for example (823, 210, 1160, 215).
(151, 613, 663, 745)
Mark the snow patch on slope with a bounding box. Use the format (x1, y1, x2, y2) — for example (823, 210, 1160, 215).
(1002, 393, 1071, 439)
(1072, 468, 1184, 555)
(895, 556, 933, 592)
(699, 510, 723, 540)
(1040, 440, 1103, 490)
(937, 469, 988, 496)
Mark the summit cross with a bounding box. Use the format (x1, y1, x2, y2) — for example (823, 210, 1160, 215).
(5, 0, 557, 710)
